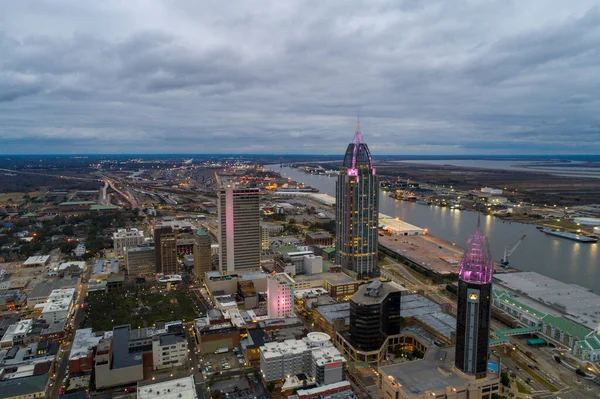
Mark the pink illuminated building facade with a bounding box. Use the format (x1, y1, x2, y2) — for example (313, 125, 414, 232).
(267, 273, 295, 319)
(335, 122, 379, 279)
(455, 218, 494, 378)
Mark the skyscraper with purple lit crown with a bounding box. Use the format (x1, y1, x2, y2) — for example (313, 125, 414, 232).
(335, 122, 379, 279)
(455, 218, 493, 378)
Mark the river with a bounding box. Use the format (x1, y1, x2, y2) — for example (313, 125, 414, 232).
(267, 165, 600, 294)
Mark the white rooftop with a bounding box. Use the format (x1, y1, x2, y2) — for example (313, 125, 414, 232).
(23, 255, 50, 266)
(262, 339, 309, 359)
(42, 288, 75, 314)
(379, 214, 425, 234)
(137, 376, 197, 399)
(494, 272, 600, 330)
(70, 328, 105, 361)
(113, 228, 144, 238)
(57, 261, 86, 271)
(0, 319, 34, 345)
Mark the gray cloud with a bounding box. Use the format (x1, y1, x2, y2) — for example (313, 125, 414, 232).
(0, 0, 600, 154)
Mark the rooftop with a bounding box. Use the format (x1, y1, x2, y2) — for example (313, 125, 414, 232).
(293, 272, 356, 285)
(90, 204, 118, 211)
(41, 319, 67, 336)
(379, 214, 424, 234)
(494, 272, 600, 330)
(57, 261, 86, 272)
(316, 302, 350, 325)
(137, 376, 197, 399)
(42, 288, 75, 314)
(380, 347, 499, 395)
(311, 344, 345, 367)
(112, 325, 142, 369)
(351, 281, 407, 305)
(23, 255, 50, 266)
(0, 373, 50, 399)
(59, 201, 96, 206)
(400, 294, 442, 318)
(29, 278, 77, 299)
(69, 328, 105, 361)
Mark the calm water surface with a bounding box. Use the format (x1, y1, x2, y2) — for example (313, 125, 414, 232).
(268, 165, 600, 293)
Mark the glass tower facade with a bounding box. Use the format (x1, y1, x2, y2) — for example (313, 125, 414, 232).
(455, 219, 493, 378)
(335, 124, 379, 279)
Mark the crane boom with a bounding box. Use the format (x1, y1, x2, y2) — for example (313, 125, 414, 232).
(507, 234, 526, 256)
(501, 234, 526, 266)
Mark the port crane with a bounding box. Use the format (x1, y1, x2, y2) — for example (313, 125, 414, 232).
(501, 234, 526, 267)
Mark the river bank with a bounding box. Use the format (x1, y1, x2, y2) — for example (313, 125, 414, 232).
(267, 164, 600, 294)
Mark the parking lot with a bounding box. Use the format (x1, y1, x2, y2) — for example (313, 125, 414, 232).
(199, 347, 246, 374)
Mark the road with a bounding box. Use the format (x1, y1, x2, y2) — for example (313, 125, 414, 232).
(99, 180, 109, 205)
(50, 266, 92, 399)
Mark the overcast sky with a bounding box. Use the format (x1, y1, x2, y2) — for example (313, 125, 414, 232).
(1, 0, 600, 155)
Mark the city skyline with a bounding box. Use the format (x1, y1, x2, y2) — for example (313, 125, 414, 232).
(2, 1, 600, 155)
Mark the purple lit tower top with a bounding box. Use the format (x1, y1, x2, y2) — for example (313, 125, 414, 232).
(458, 219, 493, 284)
(342, 120, 374, 176)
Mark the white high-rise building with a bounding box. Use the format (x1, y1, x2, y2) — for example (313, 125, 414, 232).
(260, 332, 346, 384)
(267, 273, 295, 319)
(218, 184, 261, 274)
(112, 228, 145, 257)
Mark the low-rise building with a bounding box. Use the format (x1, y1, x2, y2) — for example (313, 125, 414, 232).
(23, 255, 51, 267)
(0, 319, 34, 349)
(194, 317, 240, 354)
(41, 288, 75, 323)
(305, 231, 334, 246)
(292, 272, 358, 300)
(40, 319, 68, 343)
(379, 347, 500, 399)
(152, 333, 188, 370)
(137, 375, 197, 399)
(292, 381, 356, 399)
(27, 278, 78, 308)
(69, 328, 105, 374)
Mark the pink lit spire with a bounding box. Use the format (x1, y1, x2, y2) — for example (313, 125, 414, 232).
(458, 216, 493, 284)
(352, 115, 363, 144)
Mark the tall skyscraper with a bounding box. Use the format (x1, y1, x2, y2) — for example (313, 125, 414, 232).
(154, 226, 178, 275)
(193, 228, 211, 282)
(218, 184, 261, 274)
(455, 219, 493, 378)
(335, 122, 379, 279)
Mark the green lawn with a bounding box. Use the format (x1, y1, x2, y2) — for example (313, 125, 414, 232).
(516, 380, 531, 394)
(82, 288, 201, 331)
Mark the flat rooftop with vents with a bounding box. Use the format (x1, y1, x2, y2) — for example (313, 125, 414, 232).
(137, 375, 197, 399)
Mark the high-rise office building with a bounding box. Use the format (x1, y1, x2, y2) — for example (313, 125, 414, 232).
(193, 229, 211, 282)
(218, 184, 261, 274)
(455, 219, 493, 378)
(335, 123, 379, 279)
(349, 280, 405, 351)
(154, 226, 178, 275)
